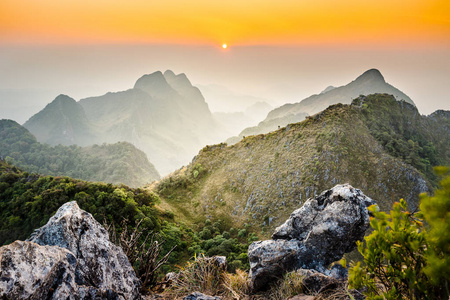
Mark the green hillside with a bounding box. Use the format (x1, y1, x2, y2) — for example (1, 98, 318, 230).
(154, 94, 448, 236)
(0, 160, 254, 273)
(0, 119, 160, 187)
(0, 160, 186, 265)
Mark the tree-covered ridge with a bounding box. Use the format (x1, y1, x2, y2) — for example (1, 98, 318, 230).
(0, 159, 162, 244)
(0, 119, 160, 187)
(0, 160, 254, 274)
(354, 94, 450, 185)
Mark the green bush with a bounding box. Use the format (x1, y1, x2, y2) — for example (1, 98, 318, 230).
(420, 166, 450, 286)
(349, 167, 450, 299)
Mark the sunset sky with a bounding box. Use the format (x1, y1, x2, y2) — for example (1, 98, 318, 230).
(1, 0, 449, 46)
(0, 0, 449, 119)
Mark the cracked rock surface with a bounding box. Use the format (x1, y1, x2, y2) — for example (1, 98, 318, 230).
(0, 201, 141, 299)
(248, 184, 376, 292)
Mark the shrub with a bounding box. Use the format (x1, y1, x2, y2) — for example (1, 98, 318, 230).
(349, 167, 450, 299)
(420, 166, 450, 288)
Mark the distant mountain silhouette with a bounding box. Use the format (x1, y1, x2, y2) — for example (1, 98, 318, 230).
(320, 86, 336, 94)
(266, 69, 414, 121)
(23, 95, 96, 146)
(228, 69, 415, 143)
(214, 101, 273, 136)
(197, 84, 272, 113)
(24, 71, 226, 175)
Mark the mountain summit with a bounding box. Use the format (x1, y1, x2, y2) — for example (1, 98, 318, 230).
(23, 94, 95, 146)
(232, 69, 415, 141)
(24, 71, 226, 175)
(134, 71, 177, 99)
(354, 68, 385, 83)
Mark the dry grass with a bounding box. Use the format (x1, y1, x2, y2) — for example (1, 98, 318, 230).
(223, 269, 250, 300)
(163, 254, 250, 300)
(313, 281, 363, 300)
(263, 271, 306, 300)
(158, 255, 361, 300)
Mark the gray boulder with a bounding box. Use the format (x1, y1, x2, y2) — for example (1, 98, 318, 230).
(248, 184, 376, 292)
(0, 240, 79, 299)
(0, 240, 125, 299)
(0, 201, 141, 299)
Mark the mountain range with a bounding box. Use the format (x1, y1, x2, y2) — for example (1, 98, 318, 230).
(154, 94, 449, 235)
(22, 68, 417, 176)
(1, 68, 449, 299)
(229, 69, 415, 143)
(24, 71, 227, 175)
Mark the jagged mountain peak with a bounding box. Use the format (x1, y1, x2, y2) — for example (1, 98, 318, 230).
(156, 94, 446, 236)
(163, 69, 176, 77)
(164, 70, 193, 90)
(28, 94, 82, 119)
(23, 93, 95, 147)
(133, 71, 176, 97)
(236, 68, 415, 140)
(134, 71, 166, 87)
(354, 68, 385, 83)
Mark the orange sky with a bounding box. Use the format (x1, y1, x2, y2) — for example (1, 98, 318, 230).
(1, 0, 449, 46)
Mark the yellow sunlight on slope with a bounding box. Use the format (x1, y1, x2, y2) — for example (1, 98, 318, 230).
(0, 0, 449, 46)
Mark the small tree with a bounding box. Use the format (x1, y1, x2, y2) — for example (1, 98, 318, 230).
(349, 168, 450, 299)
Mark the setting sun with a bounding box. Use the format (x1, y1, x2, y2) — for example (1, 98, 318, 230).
(222, 44, 228, 49)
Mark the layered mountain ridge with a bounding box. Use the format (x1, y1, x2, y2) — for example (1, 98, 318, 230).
(24, 71, 227, 175)
(154, 94, 448, 235)
(229, 69, 415, 143)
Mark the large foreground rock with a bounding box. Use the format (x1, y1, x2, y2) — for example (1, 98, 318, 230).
(0, 201, 141, 299)
(0, 241, 123, 299)
(248, 184, 376, 292)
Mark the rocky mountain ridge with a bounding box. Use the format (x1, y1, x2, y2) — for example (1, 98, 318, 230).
(154, 94, 448, 235)
(24, 71, 227, 175)
(229, 69, 415, 142)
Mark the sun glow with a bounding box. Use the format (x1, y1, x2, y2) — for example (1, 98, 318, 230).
(0, 0, 449, 46)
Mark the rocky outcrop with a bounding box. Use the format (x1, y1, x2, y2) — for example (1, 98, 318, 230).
(248, 184, 376, 292)
(0, 201, 141, 299)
